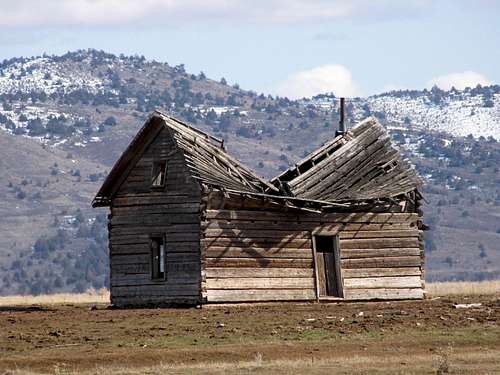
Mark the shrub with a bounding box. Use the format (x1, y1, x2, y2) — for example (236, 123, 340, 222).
(27, 117, 45, 136)
(16, 190, 26, 199)
(235, 126, 253, 138)
(103, 116, 117, 126)
(484, 99, 494, 108)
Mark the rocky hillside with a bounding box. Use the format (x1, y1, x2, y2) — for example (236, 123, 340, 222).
(0, 49, 499, 295)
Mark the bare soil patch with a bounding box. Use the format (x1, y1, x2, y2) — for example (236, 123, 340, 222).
(1, 296, 499, 374)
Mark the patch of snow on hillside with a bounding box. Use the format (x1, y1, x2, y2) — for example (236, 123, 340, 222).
(0, 57, 104, 95)
(366, 92, 500, 139)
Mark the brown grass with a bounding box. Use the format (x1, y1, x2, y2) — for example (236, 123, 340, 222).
(6, 347, 500, 375)
(0, 280, 498, 307)
(0, 288, 109, 306)
(426, 280, 500, 297)
(1, 295, 499, 375)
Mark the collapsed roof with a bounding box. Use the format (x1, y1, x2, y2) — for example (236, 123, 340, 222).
(92, 110, 422, 208)
(271, 117, 423, 202)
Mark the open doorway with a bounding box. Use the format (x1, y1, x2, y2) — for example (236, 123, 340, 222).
(313, 235, 343, 298)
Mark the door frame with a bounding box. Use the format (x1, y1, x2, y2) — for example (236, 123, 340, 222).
(311, 230, 344, 300)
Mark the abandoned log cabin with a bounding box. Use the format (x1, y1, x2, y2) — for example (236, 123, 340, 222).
(92, 109, 425, 306)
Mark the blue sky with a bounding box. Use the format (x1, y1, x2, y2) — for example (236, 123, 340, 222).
(0, 0, 498, 98)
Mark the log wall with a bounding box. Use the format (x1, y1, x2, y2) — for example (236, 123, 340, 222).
(202, 205, 424, 302)
(108, 127, 202, 306)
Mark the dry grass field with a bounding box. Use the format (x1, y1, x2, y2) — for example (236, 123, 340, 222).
(427, 280, 500, 297)
(0, 281, 499, 374)
(0, 288, 109, 307)
(1, 281, 498, 307)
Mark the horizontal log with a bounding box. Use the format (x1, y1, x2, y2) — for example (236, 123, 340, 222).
(342, 267, 421, 278)
(167, 253, 201, 262)
(206, 288, 315, 302)
(167, 243, 200, 254)
(112, 203, 200, 215)
(339, 230, 420, 239)
(110, 243, 149, 255)
(341, 256, 421, 269)
(204, 228, 310, 239)
(204, 221, 413, 233)
(341, 248, 421, 259)
(110, 228, 200, 241)
(206, 210, 418, 224)
(205, 247, 312, 259)
(339, 238, 419, 249)
(202, 237, 311, 249)
(111, 253, 199, 266)
(113, 263, 149, 274)
(211, 200, 287, 211)
(113, 194, 200, 207)
(343, 276, 422, 289)
(343, 288, 424, 300)
(110, 223, 200, 232)
(109, 235, 150, 245)
(167, 262, 200, 273)
(111, 255, 149, 265)
(115, 191, 195, 198)
(111, 274, 200, 287)
(120, 173, 194, 187)
(112, 295, 200, 306)
(111, 214, 199, 226)
(111, 284, 200, 298)
(111, 243, 199, 256)
(116, 187, 195, 196)
(205, 267, 314, 278)
(206, 277, 314, 290)
(205, 258, 313, 268)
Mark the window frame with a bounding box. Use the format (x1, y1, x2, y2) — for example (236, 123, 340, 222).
(311, 230, 344, 299)
(151, 160, 167, 189)
(150, 234, 166, 280)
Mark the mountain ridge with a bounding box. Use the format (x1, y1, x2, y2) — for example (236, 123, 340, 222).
(0, 49, 499, 295)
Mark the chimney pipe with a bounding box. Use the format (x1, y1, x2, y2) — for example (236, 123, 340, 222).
(336, 97, 346, 137)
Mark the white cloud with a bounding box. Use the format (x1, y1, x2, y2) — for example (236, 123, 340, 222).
(274, 64, 360, 99)
(0, 0, 431, 27)
(427, 71, 491, 90)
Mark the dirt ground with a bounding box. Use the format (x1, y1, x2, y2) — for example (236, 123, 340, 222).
(1, 295, 499, 374)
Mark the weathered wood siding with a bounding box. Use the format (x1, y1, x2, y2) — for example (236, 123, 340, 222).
(109, 127, 202, 306)
(202, 207, 424, 302)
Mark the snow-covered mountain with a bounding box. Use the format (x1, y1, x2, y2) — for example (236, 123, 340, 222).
(0, 50, 499, 144)
(303, 87, 500, 139)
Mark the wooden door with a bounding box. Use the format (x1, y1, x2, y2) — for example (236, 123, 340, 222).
(314, 235, 343, 298)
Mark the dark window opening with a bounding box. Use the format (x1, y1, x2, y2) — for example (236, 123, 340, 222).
(151, 161, 167, 188)
(151, 236, 166, 280)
